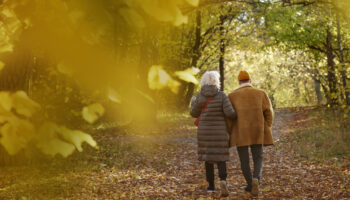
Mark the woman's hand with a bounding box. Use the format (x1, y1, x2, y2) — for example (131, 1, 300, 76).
(191, 96, 196, 102)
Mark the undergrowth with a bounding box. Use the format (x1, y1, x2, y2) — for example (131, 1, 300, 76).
(292, 107, 350, 165)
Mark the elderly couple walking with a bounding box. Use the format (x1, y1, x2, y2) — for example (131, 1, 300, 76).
(190, 70, 274, 197)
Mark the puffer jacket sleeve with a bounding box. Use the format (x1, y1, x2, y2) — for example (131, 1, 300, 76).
(222, 92, 237, 120)
(190, 93, 206, 118)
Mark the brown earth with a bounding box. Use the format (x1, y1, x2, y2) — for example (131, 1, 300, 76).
(0, 110, 349, 199)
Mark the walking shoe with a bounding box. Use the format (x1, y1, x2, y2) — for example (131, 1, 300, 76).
(251, 178, 259, 196)
(220, 180, 229, 197)
(244, 186, 252, 192)
(206, 186, 215, 193)
(206, 188, 215, 193)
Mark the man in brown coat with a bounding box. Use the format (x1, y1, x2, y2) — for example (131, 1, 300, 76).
(228, 70, 274, 196)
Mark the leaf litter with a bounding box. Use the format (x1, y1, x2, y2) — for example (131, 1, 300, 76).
(0, 109, 349, 199)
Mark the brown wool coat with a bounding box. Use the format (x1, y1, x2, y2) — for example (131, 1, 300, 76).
(228, 84, 274, 147)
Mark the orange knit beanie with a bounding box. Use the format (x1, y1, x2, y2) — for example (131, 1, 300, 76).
(238, 70, 250, 81)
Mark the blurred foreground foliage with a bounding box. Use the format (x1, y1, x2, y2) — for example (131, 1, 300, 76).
(0, 0, 349, 163)
(0, 0, 200, 161)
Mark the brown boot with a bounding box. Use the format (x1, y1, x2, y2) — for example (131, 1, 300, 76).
(251, 178, 259, 196)
(220, 180, 229, 197)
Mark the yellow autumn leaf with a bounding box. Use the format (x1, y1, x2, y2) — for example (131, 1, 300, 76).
(148, 65, 181, 93)
(0, 118, 35, 155)
(168, 79, 181, 94)
(174, 67, 199, 84)
(108, 87, 122, 104)
(68, 10, 84, 25)
(173, 8, 188, 26)
(136, 0, 189, 26)
(11, 91, 40, 117)
(0, 123, 23, 155)
(0, 115, 7, 124)
(0, 61, 4, 71)
(0, 92, 12, 111)
(148, 65, 171, 90)
(37, 138, 76, 158)
(59, 127, 97, 152)
(1, 7, 15, 18)
(120, 192, 126, 198)
(138, 0, 175, 22)
(57, 62, 73, 76)
(119, 7, 145, 28)
(82, 103, 105, 124)
(36, 122, 97, 157)
(186, 0, 200, 6)
(36, 122, 75, 157)
(0, 42, 13, 54)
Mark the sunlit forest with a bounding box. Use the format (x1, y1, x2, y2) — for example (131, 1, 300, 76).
(0, 0, 349, 199)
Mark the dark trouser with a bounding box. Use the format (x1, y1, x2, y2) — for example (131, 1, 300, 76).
(237, 144, 263, 188)
(205, 161, 227, 188)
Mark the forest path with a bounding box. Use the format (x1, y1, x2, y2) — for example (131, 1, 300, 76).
(1, 110, 349, 199)
(105, 110, 349, 199)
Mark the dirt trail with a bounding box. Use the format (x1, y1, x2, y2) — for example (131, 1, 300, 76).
(1, 110, 349, 199)
(109, 110, 349, 199)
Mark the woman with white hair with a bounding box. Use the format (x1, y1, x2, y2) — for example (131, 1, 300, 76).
(190, 71, 236, 197)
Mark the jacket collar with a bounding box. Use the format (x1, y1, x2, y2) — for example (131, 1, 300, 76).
(201, 85, 219, 97)
(235, 83, 253, 91)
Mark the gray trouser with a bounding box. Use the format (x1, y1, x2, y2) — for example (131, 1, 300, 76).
(237, 144, 263, 187)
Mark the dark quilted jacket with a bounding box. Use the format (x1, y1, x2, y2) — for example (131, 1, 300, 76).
(190, 85, 237, 162)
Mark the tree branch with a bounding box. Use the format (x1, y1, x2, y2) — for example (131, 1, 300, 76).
(308, 45, 326, 53)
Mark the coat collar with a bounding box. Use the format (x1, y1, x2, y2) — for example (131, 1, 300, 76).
(235, 83, 253, 91)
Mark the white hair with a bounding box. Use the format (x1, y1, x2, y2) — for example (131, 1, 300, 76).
(200, 71, 221, 89)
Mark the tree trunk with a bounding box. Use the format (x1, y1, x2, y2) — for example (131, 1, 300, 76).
(325, 27, 338, 106)
(219, 14, 226, 91)
(184, 9, 202, 106)
(336, 14, 350, 105)
(0, 48, 37, 166)
(0, 49, 33, 92)
(314, 78, 323, 105)
(133, 31, 157, 123)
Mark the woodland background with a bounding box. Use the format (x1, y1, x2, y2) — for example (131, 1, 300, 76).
(0, 0, 349, 199)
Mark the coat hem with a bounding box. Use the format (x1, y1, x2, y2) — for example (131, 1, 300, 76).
(231, 143, 274, 147)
